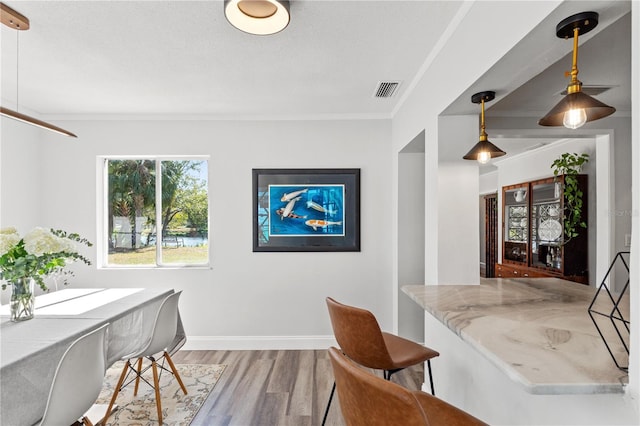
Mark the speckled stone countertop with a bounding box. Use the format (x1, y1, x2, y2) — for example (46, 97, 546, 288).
(402, 278, 629, 395)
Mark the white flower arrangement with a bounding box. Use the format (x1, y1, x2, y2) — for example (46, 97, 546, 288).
(0, 227, 92, 291)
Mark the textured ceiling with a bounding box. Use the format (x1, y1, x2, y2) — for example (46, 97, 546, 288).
(0, 0, 631, 142)
(0, 0, 464, 117)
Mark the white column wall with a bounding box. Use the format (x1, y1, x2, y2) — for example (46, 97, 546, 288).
(437, 162, 480, 284)
(390, 0, 639, 421)
(437, 115, 480, 285)
(391, 1, 564, 289)
(627, 0, 639, 407)
(398, 150, 426, 342)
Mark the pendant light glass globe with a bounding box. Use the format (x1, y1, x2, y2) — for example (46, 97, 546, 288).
(563, 108, 587, 129)
(477, 151, 491, 164)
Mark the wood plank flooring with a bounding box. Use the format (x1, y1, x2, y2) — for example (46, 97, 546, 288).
(172, 349, 424, 426)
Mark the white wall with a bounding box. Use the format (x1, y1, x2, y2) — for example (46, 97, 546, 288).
(437, 162, 480, 285)
(390, 0, 639, 422)
(438, 115, 480, 285)
(0, 120, 42, 232)
(391, 0, 564, 290)
(494, 139, 596, 186)
(0, 117, 393, 348)
(479, 170, 498, 195)
(398, 148, 425, 342)
(627, 0, 639, 405)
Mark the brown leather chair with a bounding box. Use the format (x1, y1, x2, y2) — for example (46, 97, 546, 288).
(328, 347, 488, 426)
(323, 297, 440, 425)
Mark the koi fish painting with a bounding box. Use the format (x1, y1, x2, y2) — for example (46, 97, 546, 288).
(253, 168, 360, 252)
(267, 184, 345, 236)
(305, 219, 343, 231)
(306, 200, 337, 215)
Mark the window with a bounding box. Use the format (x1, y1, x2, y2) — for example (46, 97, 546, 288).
(102, 157, 209, 267)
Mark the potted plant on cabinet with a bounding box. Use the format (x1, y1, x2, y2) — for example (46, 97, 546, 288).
(551, 152, 589, 244)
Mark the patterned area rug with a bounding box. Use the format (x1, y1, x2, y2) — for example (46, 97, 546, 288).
(95, 361, 225, 426)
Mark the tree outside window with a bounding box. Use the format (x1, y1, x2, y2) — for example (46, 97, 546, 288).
(106, 158, 209, 266)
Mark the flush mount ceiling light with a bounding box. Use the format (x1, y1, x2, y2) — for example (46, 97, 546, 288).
(224, 0, 290, 35)
(538, 11, 615, 129)
(463, 91, 506, 164)
(0, 3, 77, 137)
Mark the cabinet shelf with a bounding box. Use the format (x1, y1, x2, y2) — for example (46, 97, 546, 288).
(499, 175, 588, 285)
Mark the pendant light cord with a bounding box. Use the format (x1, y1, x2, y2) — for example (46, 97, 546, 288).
(0, 3, 78, 137)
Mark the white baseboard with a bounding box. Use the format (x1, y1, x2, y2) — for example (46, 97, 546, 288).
(182, 335, 338, 350)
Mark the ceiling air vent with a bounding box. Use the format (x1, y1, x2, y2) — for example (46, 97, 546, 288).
(374, 81, 401, 98)
(559, 85, 614, 96)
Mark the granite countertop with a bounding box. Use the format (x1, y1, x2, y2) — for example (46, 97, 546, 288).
(402, 278, 629, 395)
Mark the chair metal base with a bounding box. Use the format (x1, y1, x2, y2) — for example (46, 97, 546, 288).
(322, 360, 435, 425)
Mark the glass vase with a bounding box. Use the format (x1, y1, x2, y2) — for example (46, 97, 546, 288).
(10, 277, 35, 321)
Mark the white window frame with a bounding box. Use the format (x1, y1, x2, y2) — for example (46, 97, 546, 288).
(97, 155, 211, 269)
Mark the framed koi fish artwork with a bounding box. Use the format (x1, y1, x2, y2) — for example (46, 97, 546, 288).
(253, 168, 360, 252)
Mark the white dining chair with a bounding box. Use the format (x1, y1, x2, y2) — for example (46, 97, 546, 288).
(104, 291, 186, 425)
(39, 322, 110, 426)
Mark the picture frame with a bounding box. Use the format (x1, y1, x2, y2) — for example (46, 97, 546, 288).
(253, 168, 361, 252)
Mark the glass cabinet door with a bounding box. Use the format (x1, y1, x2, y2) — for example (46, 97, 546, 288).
(530, 178, 562, 271)
(499, 175, 587, 284)
(503, 185, 528, 264)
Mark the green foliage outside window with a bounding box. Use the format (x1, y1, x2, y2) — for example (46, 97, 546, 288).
(107, 158, 208, 266)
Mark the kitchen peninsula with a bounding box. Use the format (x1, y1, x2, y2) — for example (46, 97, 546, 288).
(403, 278, 636, 425)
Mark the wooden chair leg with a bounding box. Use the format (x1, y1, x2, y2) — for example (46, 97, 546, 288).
(81, 416, 94, 426)
(152, 360, 163, 425)
(164, 351, 187, 395)
(104, 362, 129, 423)
(133, 357, 143, 396)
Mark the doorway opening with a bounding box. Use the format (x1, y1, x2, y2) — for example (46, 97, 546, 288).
(482, 193, 498, 277)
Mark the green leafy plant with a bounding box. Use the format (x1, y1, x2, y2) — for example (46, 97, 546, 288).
(0, 227, 92, 291)
(551, 152, 589, 244)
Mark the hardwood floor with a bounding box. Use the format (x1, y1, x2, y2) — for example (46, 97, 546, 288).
(172, 349, 424, 426)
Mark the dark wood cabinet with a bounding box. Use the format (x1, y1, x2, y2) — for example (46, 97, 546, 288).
(495, 262, 548, 278)
(498, 175, 588, 285)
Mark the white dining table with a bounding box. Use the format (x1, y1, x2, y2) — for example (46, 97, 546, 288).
(0, 287, 182, 426)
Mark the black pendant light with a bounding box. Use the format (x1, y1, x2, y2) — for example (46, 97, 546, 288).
(539, 11, 615, 129)
(463, 91, 505, 164)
